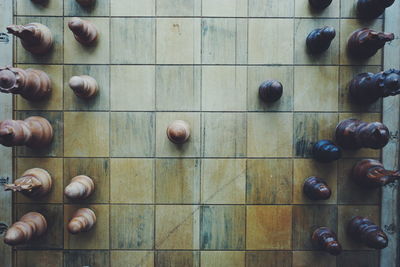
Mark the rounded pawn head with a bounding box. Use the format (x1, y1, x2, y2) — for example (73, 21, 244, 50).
(0, 69, 17, 92)
(68, 18, 85, 34)
(259, 80, 283, 103)
(69, 76, 85, 94)
(167, 120, 190, 144)
(326, 241, 342, 256)
(317, 184, 332, 200)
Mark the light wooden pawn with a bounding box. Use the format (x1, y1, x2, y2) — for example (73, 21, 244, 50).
(69, 75, 98, 99)
(167, 120, 191, 144)
(67, 208, 96, 234)
(4, 168, 52, 198)
(68, 17, 98, 46)
(64, 175, 94, 200)
(4, 212, 47, 246)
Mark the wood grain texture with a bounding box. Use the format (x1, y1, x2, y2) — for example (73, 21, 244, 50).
(293, 251, 336, 267)
(200, 251, 245, 267)
(155, 251, 199, 267)
(64, 250, 110, 267)
(65, 0, 110, 16)
(337, 251, 379, 267)
(16, 250, 63, 267)
(111, 251, 154, 267)
(246, 251, 292, 267)
(110, 0, 155, 16)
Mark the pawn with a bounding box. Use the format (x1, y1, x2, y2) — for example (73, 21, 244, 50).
(259, 80, 283, 103)
(31, 0, 48, 4)
(357, 0, 395, 19)
(303, 177, 332, 200)
(76, 0, 96, 7)
(68, 17, 98, 46)
(167, 120, 191, 144)
(352, 159, 400, 188)
(309, 0, 333, 9)
(306, 26, 336, 54)
(313, 140, 342, 163)
(0, 116, 53, 148)
(4, 212, 47, 246)
(312, 227, 342, 256)
(67, 208, 96, 234)
(64, 175, 94, 200)
(4, 168, 52, 198)
(347, 28, 394, 59)
(348, 216, 388, 249)
(0, 66, 51, 101)
(69, 75, 98, 99)
(335, 118, 389, 150)
(7, 23, 53, 54)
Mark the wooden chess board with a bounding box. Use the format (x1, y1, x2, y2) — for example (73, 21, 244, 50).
(1, 0, 400, 266)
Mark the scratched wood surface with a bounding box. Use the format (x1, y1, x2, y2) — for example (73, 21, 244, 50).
(8, 0, 399, 266)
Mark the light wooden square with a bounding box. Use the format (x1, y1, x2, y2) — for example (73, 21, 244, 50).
(64, 251, 109, 267)
(65, 0, 110, 16)
(156, 0, 199, 16)
(16, 251, 63, 267)
(249, 0, 294, 17)
(111, 251, 154, 267)
(111, 0, 155, 16)
(200, 251, 245, 267)
(246, 252, 292, 267)
(156, 251, 200, 267)
(293, 251, 337, 267)
(202, 0, 248, 17)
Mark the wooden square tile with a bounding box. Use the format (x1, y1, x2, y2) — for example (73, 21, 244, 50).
(249, 0, 294, 17)
(155, 205, 199, 249)
(247, 113, 293, 157)
(64, 112, 109, 157)
(64, 17, 110, 64)
(247, 159, 293, 204)
(111, 0, 155, 16)
(202, 0, 248, 17)
(155, 159, 200, 204)
(111, 18, 155, 64)
(340, 0, 358, 18)
(110, 159, 154, 203)
(200, 205, 245, 250)
(16, 0, 63, 16)
(294, 66, 339, 112)
(337, 251, 379, 267)
(293, 251, 336, 267)
(295, 0, 339, 17)
(64, 204, 109, 249)
(202, 66, 247, 111)
(203, 113, 246, 157)
(110, 205, 154, 249)
(155, 251, 200, 267)
(248, 19, 294, 64)
(64, 251, 109, 267)
(156, 0, 198, 16)
(16, 251, 63, 267)
(247, 205, 292, 250)
(111, 251, 154, 267)
(64, 158, 110, 204)
(200, 251, 245, 267)
(201, 159, 246, 204)
(65, 0, 110, 16)
(246, 251, 292, 267)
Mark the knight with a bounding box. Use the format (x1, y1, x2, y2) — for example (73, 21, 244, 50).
(352, 159, 400, 188)
(347, 28, 394, 59)
(4, 168, 52, 198)
(7, 23, 53, 54)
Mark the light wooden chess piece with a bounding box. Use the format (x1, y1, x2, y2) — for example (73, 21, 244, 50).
(67, 208, 96, 234)
(64, 175, 94, 200)
(69, 75, 98, 99)
(4, 168, 52, 198)
(7, 23, 53, 54)
(4, 212, 47, 246)
(68, 17, 98, 46)
(167, 120, 191, 144)
(76, 0, 96, 7)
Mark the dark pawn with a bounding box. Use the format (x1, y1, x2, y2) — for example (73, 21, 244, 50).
(306, 26, 336, 54)
(348, 28, 394, 59)
(258, 80, 283, 103)
(303, 177, 332, 200)
(312, 227, 342, 256)
(357, 0, 395, 19)
(335, 119, 389, 150)
(309, 0, 333, 9)
(352, 159, 400, 188)
(349, 69, 400, 105)
(313, 140, 342, 163)
(348, 216, 388, 249)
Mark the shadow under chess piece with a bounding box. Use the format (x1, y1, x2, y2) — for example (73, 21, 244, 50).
(68, 17, 98, 46)
(31, 0, 49, 5)
(69, 75, 98, 99)
(67, 208, 96, 234)
(335, 118, 389, 150)
(303, 177, 332, 201)
(312, 227, 342, 256)
(313, 140, 342, 163)
(64, 175, 94, 200)
(0, 66, 51, 101)
(309, 0, 333, 9)
(349, 69, 400, 105)
(4, 212, 47, 246)
(167, 120, 191, 144)
(352, 159, 400, 188)
(357, 0, 395, 19)
(7, 23, 53, 55)
(306, 26, 336, 54)
(259, 80, 283, 103)
(347, 28, 394, 59)
(348, 216, 388, 249)
(0, 116, 53, 148)
(76, 0, 96, 7)
(4, 168, 52, 198)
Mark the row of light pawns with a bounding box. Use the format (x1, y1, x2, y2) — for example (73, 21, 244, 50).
(0, 0, 399, 256)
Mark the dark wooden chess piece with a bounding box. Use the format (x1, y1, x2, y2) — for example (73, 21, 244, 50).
(0, 66, 51, 101)
(7, 23, 53, 54)
(348, 216, 388, 249)
(357, 0, 395, 19)
(306, 26, 336, 54)
(335, 119, 389, 150)
(0, 116, 53, 148)
(303, 177, 332, 200)
(4, 168, 52, 198)
(312, 227, 342, 256)
(167, 120, 191, 144)
(67, 208, 96, 234)
(69, 75, 98, 99)
(347, 28, 394, 59)
(349, 69, 400, 105)
(4, 212, 47, 246)
(352, 159, 400, 188)
(259, 80, 283, 103)
(31, 0, 48, 4)
(309, 0, 333, 9)
(313, 140, 342, 163)
(68, 17, 98, 46)
(76, 0, 96, 7)
(64, 175, 94, 200)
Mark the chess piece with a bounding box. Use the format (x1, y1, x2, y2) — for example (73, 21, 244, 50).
(4, 168, 52, 198)
(68, 17, 98, 46)
(309, 0, 333, 9)
(31, 0, 48, 4)
(0, 116, 53, 148)
(313, 140, 342, 163)
(0, 66, 51, 101)
(167, 120, 190, 144)
(303, 177, 332, 200)
(352, 159, 400, 188)
(69, 75, 98, 99)
(357, 0, 395, 19)
(347, 28, 394, 59)
(335, 119, 389, 150)
(4, 212, 47, 246)
(348, 216, 388, 249)
(312, 227, 342, 256)
(306, 26, 336, 54)
(7, 23, 53, 54)
(76, 0, 96, 7)
(349, 69, 400, 105)
(259, 80, 283, 103)
(64, 175, 94, 200)
(67, 208, 96, 234)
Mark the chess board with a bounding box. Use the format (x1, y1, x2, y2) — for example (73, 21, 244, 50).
(1, 0, 400, 266)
